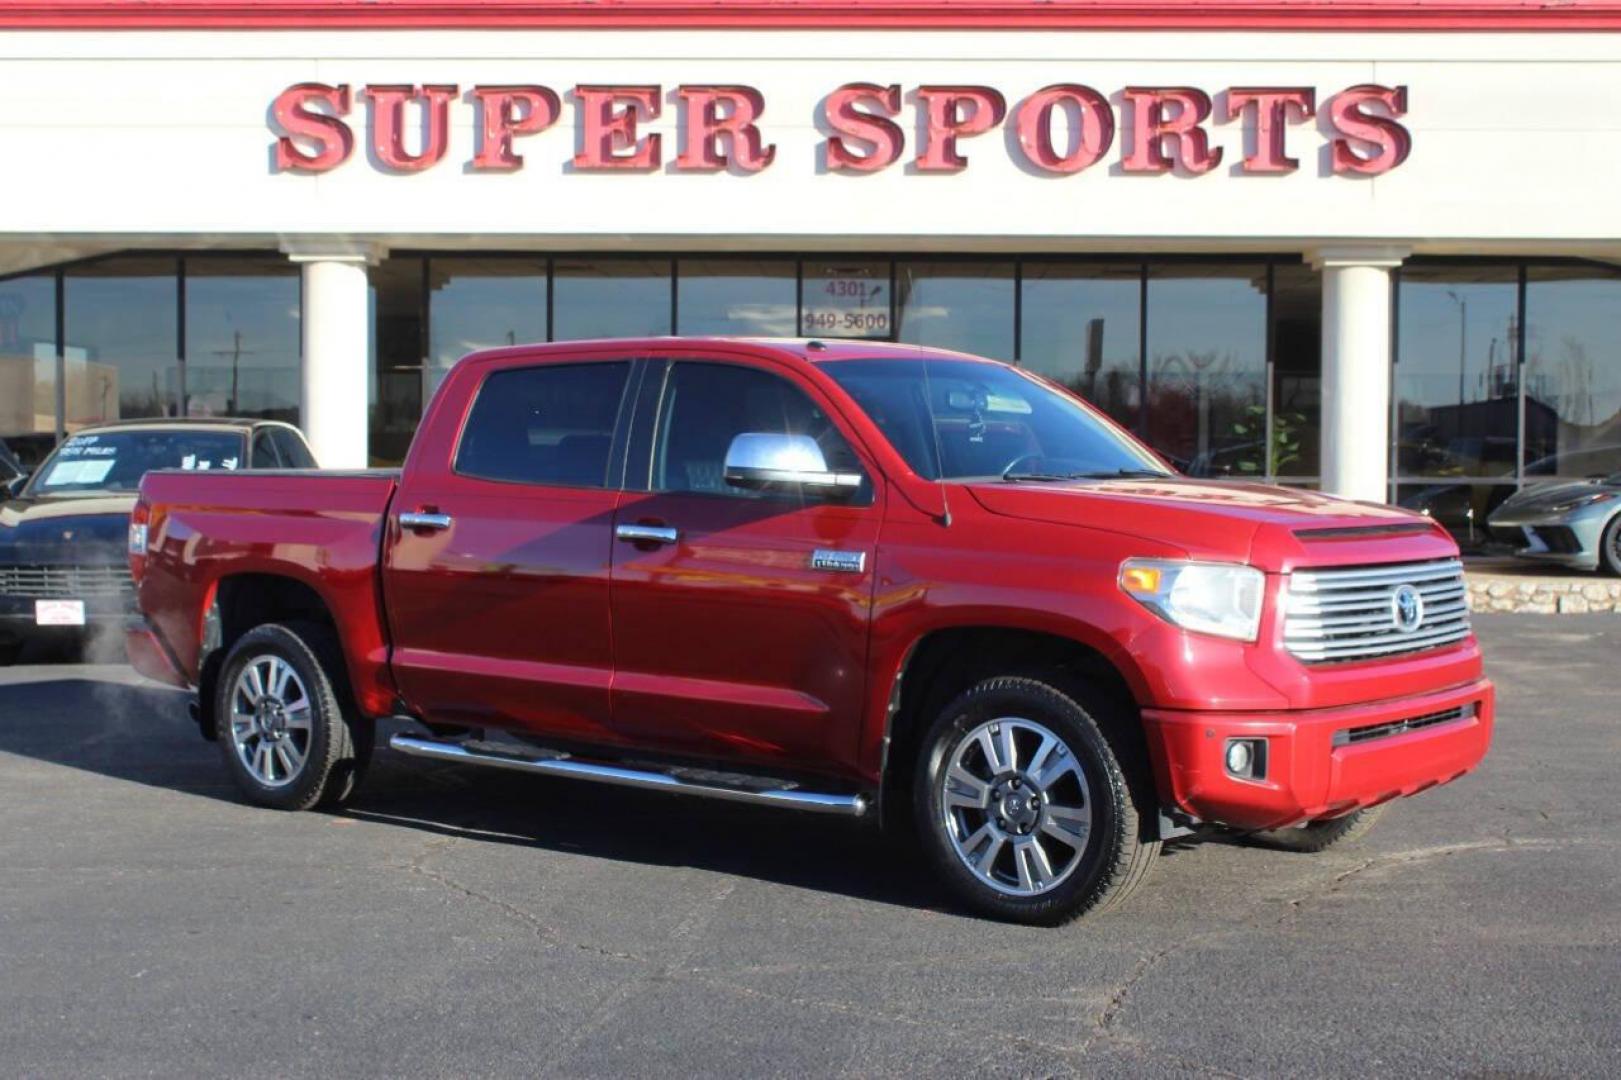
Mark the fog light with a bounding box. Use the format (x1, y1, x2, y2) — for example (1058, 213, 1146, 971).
(1224, 738, 1267, 780)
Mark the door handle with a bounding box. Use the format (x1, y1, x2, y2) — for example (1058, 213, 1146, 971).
(399, 511, 454, 532)
(616, 523, 679, 546)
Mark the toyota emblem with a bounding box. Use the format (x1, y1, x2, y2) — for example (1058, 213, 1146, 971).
(1391, 583, 1424, 633)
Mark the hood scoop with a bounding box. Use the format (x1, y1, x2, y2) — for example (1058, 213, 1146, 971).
(1294, 522, 1434, 541)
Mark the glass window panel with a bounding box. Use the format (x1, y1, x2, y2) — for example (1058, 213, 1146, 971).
(896, 261, 1014, 360)
(676, 259, 797, 337)
(1019, 262, 1141, 432)
(653, 361, 866, 502)
(552, 258, 671, 341)
(1144, 264, 1268, 477)
(455, 362, 630, 487)
(0, 273, 58, 467)
(1272, 263, 1323, 478)
(1394, 265, 1519, 480)
(369, 257, 425, 467)
(64, 257, 179, 428)
(184, 257, 300, 424)
(1396, 482, 1516, 552)
(802, 259, 891, 339)
(1523, 266, 1621, 479)
(427, 258, 546, 400)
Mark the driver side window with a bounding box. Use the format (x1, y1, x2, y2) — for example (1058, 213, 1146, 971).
(652, 362, 868, 503)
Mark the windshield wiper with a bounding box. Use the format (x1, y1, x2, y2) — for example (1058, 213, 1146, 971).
(1066, 468, 1169, 480)
(1001, 470, 1075, 483)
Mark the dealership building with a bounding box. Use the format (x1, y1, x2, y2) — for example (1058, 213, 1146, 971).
(2, 0, 1619, 543)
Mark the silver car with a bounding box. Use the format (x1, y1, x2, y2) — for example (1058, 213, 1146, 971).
(1488, 475, 1621, 574)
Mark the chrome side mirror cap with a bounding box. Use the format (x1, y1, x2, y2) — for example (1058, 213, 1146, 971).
(723, 433, 862, 494)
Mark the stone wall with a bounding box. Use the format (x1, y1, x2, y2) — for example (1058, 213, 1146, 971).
(1466, 566, 1621, 615)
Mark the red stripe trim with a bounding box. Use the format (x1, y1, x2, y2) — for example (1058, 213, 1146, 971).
(7, 1, 1621, 32)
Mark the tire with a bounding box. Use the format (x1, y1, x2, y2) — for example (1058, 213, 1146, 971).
(1599, 514, 1621, 577)
(913, 676, 1161, 926)
(0, 640, 20, 667)
(213, 621, 371, 811)
(1246, 805, 1387, 853)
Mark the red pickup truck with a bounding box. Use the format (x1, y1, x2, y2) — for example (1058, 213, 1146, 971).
(127, 338, 1494, 924)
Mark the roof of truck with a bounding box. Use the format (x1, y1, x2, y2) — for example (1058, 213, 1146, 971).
(460, 336, 997, 367)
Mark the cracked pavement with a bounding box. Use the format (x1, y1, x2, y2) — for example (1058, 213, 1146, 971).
(1, 614, 1617, 1077)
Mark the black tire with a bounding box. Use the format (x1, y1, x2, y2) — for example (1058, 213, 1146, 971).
(0, 640, 20, 667)
(213, 621, 371, 811)
(1246, 805, 1387, 853)
(1600, 514, 1621, 577)
(913, 676, 1160, 926)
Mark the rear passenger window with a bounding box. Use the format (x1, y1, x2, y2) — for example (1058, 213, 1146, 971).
(250, 430, 282, 469)
(272, 428, 317, 469)
(455, 362, 631, 487)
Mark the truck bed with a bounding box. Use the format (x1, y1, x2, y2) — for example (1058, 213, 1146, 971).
(136, 468, 401, 714)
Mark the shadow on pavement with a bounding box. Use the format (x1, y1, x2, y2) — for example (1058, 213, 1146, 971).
(0, 672, 949, 914)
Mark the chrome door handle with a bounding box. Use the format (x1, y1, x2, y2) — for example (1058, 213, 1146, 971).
(399, 511, 453, 532)
(616, 523, 679, 545)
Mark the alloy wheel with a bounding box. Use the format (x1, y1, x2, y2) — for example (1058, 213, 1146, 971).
(228, 654, 313, 788)
(939, 717, 1093, 897)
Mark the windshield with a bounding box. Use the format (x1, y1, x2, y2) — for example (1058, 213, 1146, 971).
(27, 429, 247, 495)
(816, 358, 1170, 482)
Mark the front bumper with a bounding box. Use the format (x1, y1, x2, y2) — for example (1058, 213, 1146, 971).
(1142, 678, 1494, 831)
(1486, 515, 1605, 571)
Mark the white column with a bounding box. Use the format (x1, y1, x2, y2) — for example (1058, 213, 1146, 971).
(1310, 246, 1409, 504)
(282, 240, 383, 469)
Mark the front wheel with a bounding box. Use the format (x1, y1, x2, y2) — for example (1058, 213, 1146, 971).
(914, 676, 1160, 925)
(214, 621, 370, 811)
(1599, 514, 1621, 577)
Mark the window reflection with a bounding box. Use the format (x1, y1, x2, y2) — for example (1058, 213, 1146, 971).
(185, 257, 300, 423)
(428, 258, 546, 399)
(677, 259, 797, 336)
(1523, 267, 1621, 479)
(1020, 262, 1141, 432)
(802, 259, 890, 339)
(1272, 264, 1322, 479)
(553, 258, 671, 341)
(896, 261, 1014, 360)
(369, 257, 425, 467)
(1394, 265, 1519, 480)
(0, 273, 57, 464)
(1145, 265, 1268, 477)
(64, 257, 180, 427)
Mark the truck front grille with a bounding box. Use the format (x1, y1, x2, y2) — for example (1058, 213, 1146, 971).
(0, 563, 133, 600)
(1283, 559, 1470, 664)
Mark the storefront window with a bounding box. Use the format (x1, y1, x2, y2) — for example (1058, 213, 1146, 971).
(1020, 262, 1141, 432)
(1271, 263, 1323, 479)
(676, 259, 797, 336)
(1523, 266, 1621, 479)
(552, 258, 671, 341)
(428, 258, 546, 399)
(1144, 264, 1268, 477)
(896, 261, 1015, 360)
(370, 257, 425, 466)
(0, 273, 58, 466)
(64, 257, 180, 427)
(802, 259, 891, 339)
(184, 257, 300, 423)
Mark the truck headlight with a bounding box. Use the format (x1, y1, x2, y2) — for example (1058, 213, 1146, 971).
(1119, 559, 1265, 642)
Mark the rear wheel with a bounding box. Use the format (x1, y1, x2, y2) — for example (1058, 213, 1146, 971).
(0, 639, 20, 667)
(1599, 514, 1621, 577)
(914, 676, 1160, 925)
(214, 621, 370, 811)
(1246, 805, 1386, 853)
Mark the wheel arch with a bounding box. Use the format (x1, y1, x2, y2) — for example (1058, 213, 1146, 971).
(874, 623, 1150, 832)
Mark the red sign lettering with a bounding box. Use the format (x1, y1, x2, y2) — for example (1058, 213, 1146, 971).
(824, 83, 905, 173)
(271, 83, 353, 172)
(914, 86, 1007, 172)
(1224, 87, 1315, 174)
(472, 85, 561, 171)
(572, 85, 662, 171)
(1013, 84, 1115, 174)
(362, 84, 457, 172)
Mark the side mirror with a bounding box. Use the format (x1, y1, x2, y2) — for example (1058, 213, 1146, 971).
(723, 433, 862, 496)
(5, 473, 26, 498)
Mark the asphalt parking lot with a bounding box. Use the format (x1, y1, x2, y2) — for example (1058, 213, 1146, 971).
(1, 614, 1617, 1078)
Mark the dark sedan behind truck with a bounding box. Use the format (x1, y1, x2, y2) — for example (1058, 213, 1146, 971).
(0, 418, 315, 664)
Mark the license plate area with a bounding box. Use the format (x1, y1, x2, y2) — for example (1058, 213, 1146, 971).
(35, 599, 86, 626)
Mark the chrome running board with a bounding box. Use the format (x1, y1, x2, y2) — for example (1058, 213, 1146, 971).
(388, 733, 870, 818)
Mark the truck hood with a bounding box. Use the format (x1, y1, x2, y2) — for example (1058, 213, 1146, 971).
(0, 492, 134, 565)
(967, 478, 1456, 572)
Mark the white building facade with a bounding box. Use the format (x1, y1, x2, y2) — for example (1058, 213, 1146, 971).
(2, 1, 1619, 545)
